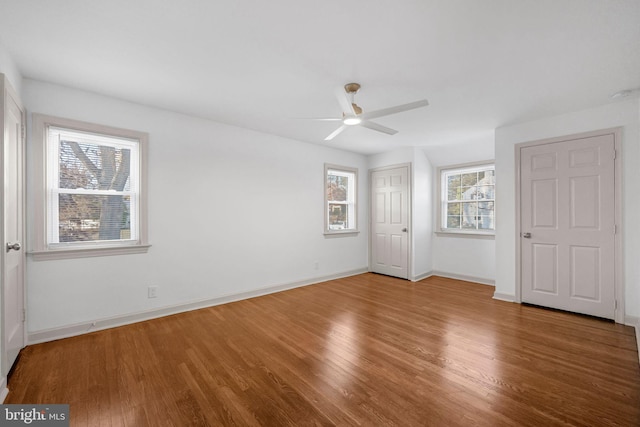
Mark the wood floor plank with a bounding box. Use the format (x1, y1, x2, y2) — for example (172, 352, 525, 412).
(5, 273, 640, 426)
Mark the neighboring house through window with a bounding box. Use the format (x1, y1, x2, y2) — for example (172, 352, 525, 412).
(325, 164, 357, 234)
(439, 162, 495, 234)
(31, 114, 149, 259)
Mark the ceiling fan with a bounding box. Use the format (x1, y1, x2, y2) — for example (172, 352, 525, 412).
(312, 83, 429, 141)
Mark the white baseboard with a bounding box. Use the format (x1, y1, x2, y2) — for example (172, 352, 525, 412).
(28, 268, 368, 345)
(0, 377, 8, 403)
(625, 315, 640, 364)
(492, 292, 516, 303)
(411, 271, 433, 282)
(637, 324, 640, 365)
(429, 270, 495, 286)
(416, 271, 509, 302)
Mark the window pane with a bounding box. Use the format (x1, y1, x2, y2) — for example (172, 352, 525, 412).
(446, 202, 461, 216)
(478, 201, 494, 215)
(477, 184, 494, 200)
(447, 186, 460, 201)
(461, 202, 478, 229)
(461, 186, 476, 200)
(58, 194, 131, 242)
(328, 203, 347, 230)
(476, 169, 495, 201)
(59, 141, 131, 191)
(480, 169, 495, 183)
(478, 214, 495, 230)
(461, 172, 478, 187)
(327, 174, 348, 202)
(446, 174, 461, 200)
(446, 215, 461, 228)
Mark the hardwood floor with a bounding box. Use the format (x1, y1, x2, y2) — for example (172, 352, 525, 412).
(5, 274, 640, 426)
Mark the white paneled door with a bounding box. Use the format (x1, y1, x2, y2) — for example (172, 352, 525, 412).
(2, 75, 25, 374)
(370, 165, 410, 279)
(520, 133, 616, 319)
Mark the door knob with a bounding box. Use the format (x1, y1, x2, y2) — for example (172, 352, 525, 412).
(402, 228, 408, 232)
(6, 242, 21, 252)
(522, 232, 531, 238)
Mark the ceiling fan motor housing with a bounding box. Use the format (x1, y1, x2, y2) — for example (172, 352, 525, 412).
(344, 83, 363, 115)
(344, 83, 361, 94)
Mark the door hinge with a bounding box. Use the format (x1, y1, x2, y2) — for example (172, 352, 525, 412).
(22, 309, 26, 322)
(614, 224, 617, 235)
(615, 300, 618, 309)
(613, 149, 616, 160)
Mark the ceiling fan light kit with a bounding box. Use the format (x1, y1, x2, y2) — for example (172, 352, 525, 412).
(313, 83, 429, 141)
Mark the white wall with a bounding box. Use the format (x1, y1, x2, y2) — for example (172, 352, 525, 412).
(423, 135, 494, 167)
(24, 79, 369, 334)
(431, 236, 495, 284)
(367, 147, 433, 280)
(412, 148, 433, 278)
(425, 139, 496, 284)
(495, 98, 640, 320)
(0, 40, 21, 95)
(368, 147, 416, 171)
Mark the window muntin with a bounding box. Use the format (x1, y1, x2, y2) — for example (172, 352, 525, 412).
(441, 164, 495, 232)
(325, 165, 357, 233)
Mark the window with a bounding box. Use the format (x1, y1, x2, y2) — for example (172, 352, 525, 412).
(439, 162, 495, 234)
(32, 114, 149, 259)
(325, 164, 358, 234)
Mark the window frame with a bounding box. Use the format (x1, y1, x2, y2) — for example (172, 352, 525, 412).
(31, 114, 150, 260)
(437, 161, 495, 237)
(324, 164, 358, 235)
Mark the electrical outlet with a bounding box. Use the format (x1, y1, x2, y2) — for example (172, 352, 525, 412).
(314, 261, 319, 270)
(148, 286, 158, 298)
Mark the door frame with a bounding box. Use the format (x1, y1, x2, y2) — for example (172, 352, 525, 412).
(368, 163, 412, 279)
(0, 74, 27, 379)
(514, 128, 623, 323)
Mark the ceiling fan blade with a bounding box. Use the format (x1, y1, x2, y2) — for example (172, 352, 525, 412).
(360, 99, 429, 120)
(300, 117, 342, 121)
(335, 88, 356, 115)
(360, 120, 398, 135)
(325, 125, 347, 141)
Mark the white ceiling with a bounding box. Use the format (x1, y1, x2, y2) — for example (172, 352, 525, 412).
(0, 0, 638, 155)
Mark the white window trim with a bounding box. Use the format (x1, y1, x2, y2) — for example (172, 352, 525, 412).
(436, 160, 495, 238)
(324, 163, 359, 236)
(30, 114, 150, 260)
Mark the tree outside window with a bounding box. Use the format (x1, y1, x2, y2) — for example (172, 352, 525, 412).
(56, 138, 134, 243)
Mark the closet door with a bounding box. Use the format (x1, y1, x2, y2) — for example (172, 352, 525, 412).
(370, 165, 410, 279)
(520, 133, 616, 319)
(2, 74, 25, 375)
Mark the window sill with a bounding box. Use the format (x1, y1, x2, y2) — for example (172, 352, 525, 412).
(324, 230, 360, 238)
(435, 231, 495, 240)
(29, 244, 151, 261)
